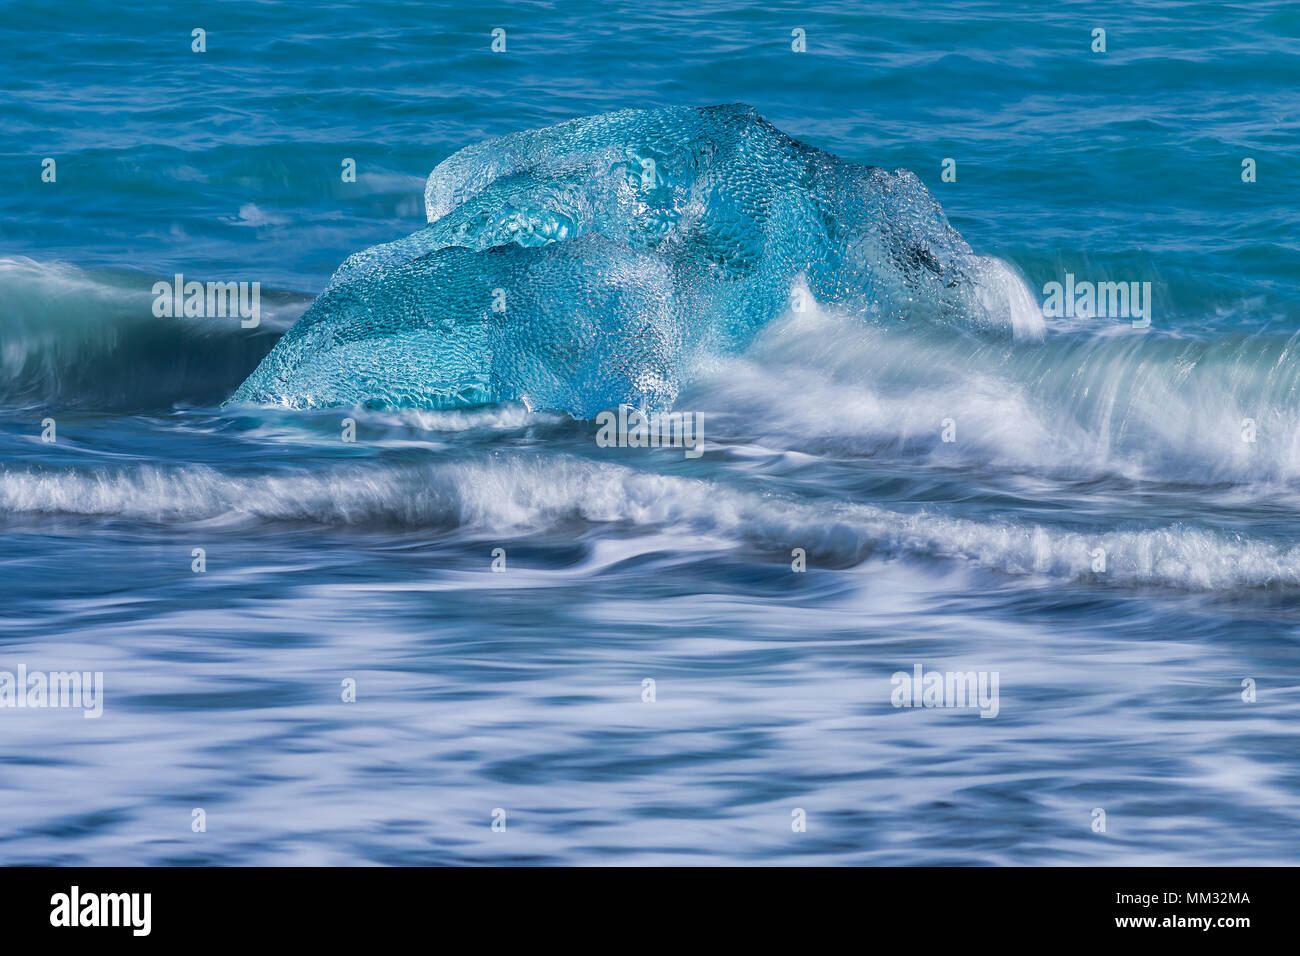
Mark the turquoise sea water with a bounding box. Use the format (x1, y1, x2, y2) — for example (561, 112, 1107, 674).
(1, 1, 1299, 864)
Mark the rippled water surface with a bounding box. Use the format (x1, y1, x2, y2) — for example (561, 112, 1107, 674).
(2, 0, 1299, 864)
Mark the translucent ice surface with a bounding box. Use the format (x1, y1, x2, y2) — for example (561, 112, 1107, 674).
(230, 105, 1039, 415)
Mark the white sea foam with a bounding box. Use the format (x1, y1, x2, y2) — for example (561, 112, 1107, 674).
(2, 455, 1297, 590)
(690, 297, 1300, 486)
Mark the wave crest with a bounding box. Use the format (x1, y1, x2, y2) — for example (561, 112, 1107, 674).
(3, 454, 1296, 591)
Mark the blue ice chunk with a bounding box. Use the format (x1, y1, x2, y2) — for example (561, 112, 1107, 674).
(229, 105, 1017, 416)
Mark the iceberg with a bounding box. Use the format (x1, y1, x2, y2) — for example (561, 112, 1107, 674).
(229, 104, 1038, 416)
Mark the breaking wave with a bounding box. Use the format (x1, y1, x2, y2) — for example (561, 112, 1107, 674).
(0, 257, 295, 410)
(2, 453, 1297, 591)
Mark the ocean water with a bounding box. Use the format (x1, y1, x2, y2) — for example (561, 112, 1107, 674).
(2, 0, 1299, 865)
